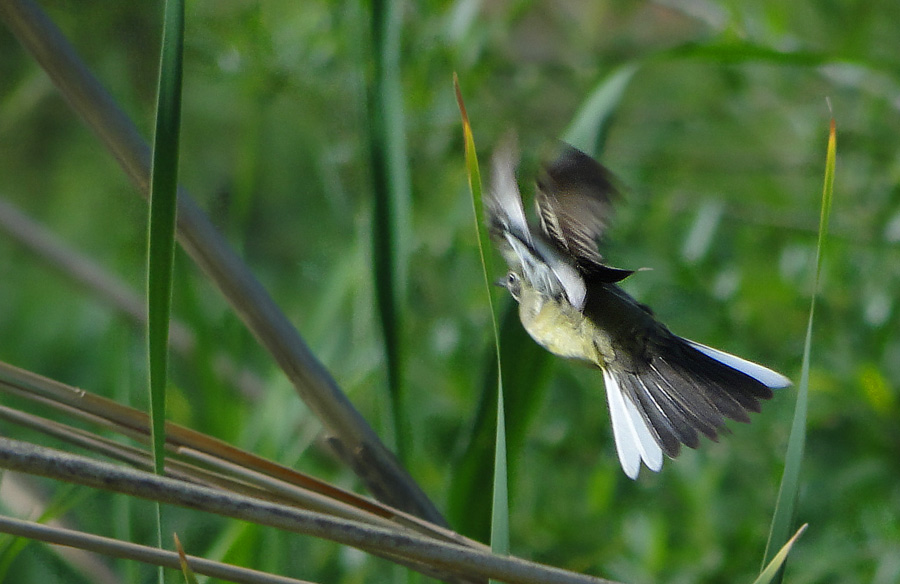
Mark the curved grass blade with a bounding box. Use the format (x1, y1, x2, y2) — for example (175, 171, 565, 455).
(448, 306, 553, 542)
(454, 74, 509, 557)
(665, 41, 834, 67)
(0, 482, 85, 581)
(490, 388, 509, 558)
(762, 116, 836, 577)
(449, 66, 639, 541)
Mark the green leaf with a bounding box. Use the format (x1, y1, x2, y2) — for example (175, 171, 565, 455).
(490, 385, 509, 557)
(148, 0, 184, 476)
(367, 0, 412, 461)
(447, 305, 553, 542)
(449, 66, 639, 543)
(148, 0, 184, 577)
(454, 74, 509, 558)
(762, 116, 836, 578)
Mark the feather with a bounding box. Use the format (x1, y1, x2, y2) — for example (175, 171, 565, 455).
(602, 333, 790, 478)
(535, 145, 618, 267)
(487, 135, 531, 246)
(487, 136, 588, 310)
(686, 340, 792, 389)
(603, 368, 663, 479)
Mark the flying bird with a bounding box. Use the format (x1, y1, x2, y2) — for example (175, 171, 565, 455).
(486, 136, 791, 479)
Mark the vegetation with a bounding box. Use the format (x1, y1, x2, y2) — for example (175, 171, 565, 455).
(0, 1, 898, 583)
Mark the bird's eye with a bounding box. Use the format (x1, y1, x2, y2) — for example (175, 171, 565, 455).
(505, 271, 521, 301)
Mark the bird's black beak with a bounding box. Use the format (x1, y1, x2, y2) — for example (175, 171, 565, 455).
(494, 277, 508, 289)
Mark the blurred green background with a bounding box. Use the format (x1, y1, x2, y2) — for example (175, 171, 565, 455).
(1, 0, 899, 583)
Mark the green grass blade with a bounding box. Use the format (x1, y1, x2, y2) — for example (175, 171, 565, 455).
(148, 0, 184, 576)
(367, 0, 412, 461)
(447, 307, 553, 541)
(762, 116, 836, 576)
(454, 74, 509, 557)
(490, 386, 509, 557)
(453, 76, 499, 318)
(754, 525, 808, 584)
(148, 0, 184, 476)
(0, 483, 82, 580)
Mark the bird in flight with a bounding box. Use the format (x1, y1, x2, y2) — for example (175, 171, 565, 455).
(485, 136, 791, 479)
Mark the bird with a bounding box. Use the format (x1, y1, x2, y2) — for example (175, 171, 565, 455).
(485, 135, 791, 479)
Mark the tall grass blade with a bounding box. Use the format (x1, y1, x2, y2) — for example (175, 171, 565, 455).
(367, 0, 412, 460)
(148, 0, 185, 477)
(762, 116, 836, 576)
(454, 74, 509, 558)
(147, 0, 184, 574)
(490, 388, 509, 557)
(448, 307, 553, 541)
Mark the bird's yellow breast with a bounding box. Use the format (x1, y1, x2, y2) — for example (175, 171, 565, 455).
(517, 289, 613, 367)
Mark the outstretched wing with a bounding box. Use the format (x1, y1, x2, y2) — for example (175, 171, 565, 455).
(536, 145, 632, 283)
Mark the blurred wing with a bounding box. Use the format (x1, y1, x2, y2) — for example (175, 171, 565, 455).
(487, 137, 531, 242)
(487, 136, 587, 309)
(535, 145, 619, 268)
(485, 135, 532, 271)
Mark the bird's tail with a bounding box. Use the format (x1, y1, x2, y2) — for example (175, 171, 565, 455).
(603, 337, 791, 479)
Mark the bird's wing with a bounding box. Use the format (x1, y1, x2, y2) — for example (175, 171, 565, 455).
(486, 135, 532, 256)
(535, 145, 633, 283)
(487, 136, 586, 310)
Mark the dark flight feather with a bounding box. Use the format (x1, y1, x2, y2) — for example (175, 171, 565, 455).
(536, 145, 633, 283)
(611, 333, 778, 459)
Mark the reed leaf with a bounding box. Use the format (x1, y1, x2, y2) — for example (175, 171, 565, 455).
(762, 116, 836, 578)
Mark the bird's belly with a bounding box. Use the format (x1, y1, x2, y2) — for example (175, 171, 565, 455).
(521, 300, 606, 365)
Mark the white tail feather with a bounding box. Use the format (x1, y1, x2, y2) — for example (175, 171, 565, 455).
(623, 390, 663, 471)
(603, 369, 663, 479)
(687, 340, 792, 389)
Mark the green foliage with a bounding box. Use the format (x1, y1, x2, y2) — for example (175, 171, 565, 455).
(2, 1, 899, 582)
